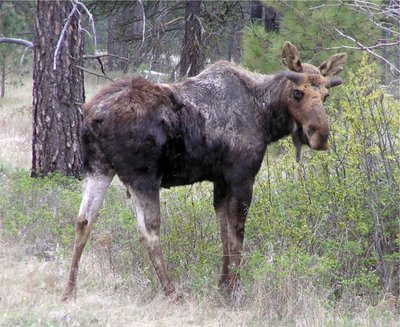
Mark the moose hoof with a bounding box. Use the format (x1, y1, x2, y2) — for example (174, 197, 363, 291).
(218, 277, 242, 302)
(61, 288, 76, 302)
(166, 291, 184, 304)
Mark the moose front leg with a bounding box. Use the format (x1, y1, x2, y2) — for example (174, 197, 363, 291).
(128, 188, 175, 296)
(213, 182, 230, 289)
(225, 188, 252, 294)
(214, 181, 253, 295)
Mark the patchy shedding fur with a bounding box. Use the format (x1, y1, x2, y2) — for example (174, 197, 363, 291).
(62, 42, 347, 301)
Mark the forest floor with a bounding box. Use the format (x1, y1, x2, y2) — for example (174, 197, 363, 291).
(0, 237, 256, 327)
(1, 236, 399, 326)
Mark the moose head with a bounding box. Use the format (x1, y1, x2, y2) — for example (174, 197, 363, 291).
(281, 41, 347, 160)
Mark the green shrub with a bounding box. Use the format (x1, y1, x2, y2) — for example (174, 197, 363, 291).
(244, 53, 399, 299)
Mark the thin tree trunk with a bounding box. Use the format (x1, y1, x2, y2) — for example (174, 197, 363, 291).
(250, 0, 263, 23)
(0, 53, 5, 99)
(180, 0, 203, 77)
(32, 0, 84, 178)
(107, 4, 134, 72)
(107, 14, 115, 70)
(264, 6, 280, 32)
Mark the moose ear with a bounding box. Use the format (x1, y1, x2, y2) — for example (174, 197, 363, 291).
(319, 53, 348, 76)
(282, 41, 303, 72)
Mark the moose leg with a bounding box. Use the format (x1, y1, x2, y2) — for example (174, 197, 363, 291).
(129, 188, 175, 296)
(62, 173, 114, 301)
(225, 182, 253, 294)
(213, 181, 230, 289)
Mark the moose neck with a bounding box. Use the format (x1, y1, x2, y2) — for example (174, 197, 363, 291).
(255, 73, 294, 145)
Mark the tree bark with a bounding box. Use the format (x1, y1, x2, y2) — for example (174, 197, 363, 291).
(264, 6, 280, 32)
(107, 3, 134, 72)
(32, 0, 84, 178)
(106, 14, 115, 70)
(180, 0, 203, 77)
(250, 0, 263, 23)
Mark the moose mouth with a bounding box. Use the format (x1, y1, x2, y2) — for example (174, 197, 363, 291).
(291, 122, 309, 161)
(291, 121, 330, 161)
(292, 122, 309, 145)
(297, 125, 310, 146)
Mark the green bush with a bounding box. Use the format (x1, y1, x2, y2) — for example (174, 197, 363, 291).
(0, 171, 80, 255)
(244, 53, 399, 300)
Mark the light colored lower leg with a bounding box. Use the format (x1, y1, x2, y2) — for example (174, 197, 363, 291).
(77, 174, 114, 224)
(62, 173, 114, 301)
(129, 189, 175, 296)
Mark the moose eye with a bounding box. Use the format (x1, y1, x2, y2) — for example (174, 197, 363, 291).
(293, 90, 304, 101)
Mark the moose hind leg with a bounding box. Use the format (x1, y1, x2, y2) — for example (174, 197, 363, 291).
(62, 173, 114, 301)
(129, 188, 175, 296)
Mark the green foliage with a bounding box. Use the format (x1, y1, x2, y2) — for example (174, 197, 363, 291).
(0, 172, 81, 255)
(242, 1, 386, 74)
(0, 172, 221, 296)
(0, 2, 31, 96)
(244, 53, 399, 299)
(0, 3, 26, 39)
(242, 24, 284, 74)
(161, 184, 220, 294)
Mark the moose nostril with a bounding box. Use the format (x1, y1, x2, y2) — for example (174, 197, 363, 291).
(320, 132, 329, 143)
(308, 125, 317, 135)
(308, 125, 329, 142)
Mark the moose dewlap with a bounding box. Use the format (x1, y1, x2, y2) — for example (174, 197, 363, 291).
(62, 42, 347, 301)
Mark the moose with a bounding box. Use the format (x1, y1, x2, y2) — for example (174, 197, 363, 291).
(62, 42, 347, 301)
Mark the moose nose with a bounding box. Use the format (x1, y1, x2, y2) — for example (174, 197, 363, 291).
(306, 124, 329, 150)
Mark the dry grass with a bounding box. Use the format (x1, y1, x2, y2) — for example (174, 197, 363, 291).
(0, 74, 32, 170)
(1, 237, 398, 327)
(0, 238, 252, 326)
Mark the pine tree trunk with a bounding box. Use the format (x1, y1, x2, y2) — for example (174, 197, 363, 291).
(264, 6, 280, 32)
(32, 0, 84, 178)
(250, 0, 263, 23)
(180, 0, 203, 77)
(107, 14, 115, 70)
(107, 5, 133, 72)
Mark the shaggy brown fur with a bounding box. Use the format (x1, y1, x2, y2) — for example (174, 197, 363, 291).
(62, 42, 347, 301)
